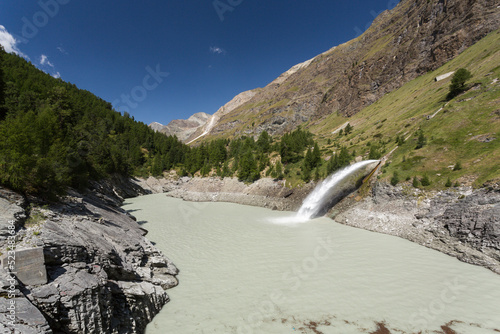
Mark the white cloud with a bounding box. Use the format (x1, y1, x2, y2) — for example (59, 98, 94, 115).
(210, 46, 226, 55)
(57, 46, 68, 55)
(40, 54, 54, 67)
(0, 25, 28, 59)
(39, 54, 60, 78)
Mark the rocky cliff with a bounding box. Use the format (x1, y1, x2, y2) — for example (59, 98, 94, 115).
(178, 0, 500, 139)
(0, 176, 178, 334)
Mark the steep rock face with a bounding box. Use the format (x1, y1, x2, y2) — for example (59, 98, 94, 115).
(0, 190, 52, 334)
(149, 112, 211, 142)
(0, 177, 178, 334)
(198, 0, 500, 138)
(437, 188, 500, 252)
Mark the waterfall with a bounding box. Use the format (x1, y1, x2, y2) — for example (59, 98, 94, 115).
(296, 160, 379, 220)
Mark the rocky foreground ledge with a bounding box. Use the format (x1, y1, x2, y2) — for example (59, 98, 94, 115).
(0, 175, 178, 334)
(137, 175, 500, 275)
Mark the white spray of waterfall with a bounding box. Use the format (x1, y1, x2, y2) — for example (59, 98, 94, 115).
(296, 160, 379, 220)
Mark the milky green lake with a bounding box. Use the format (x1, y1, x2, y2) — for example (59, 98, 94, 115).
(122, 194, 500, 334)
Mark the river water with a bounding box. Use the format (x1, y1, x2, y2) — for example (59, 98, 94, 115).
(122, 194, 500, 334)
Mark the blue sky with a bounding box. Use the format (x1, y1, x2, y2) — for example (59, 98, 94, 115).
(0, 0, 399, 126)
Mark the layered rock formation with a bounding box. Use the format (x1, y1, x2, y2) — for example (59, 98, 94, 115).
(0, 176, 178, 334)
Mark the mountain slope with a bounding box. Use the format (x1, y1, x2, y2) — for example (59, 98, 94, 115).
(185, 90, 256, 143)
(0, 48, 189, 196)
(311, 28, 500, 188)
(191, 0, 499, 141)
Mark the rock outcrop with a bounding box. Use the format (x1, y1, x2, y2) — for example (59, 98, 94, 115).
(333, 182, 500, 275)
(437, 187, 500, 253)
(0, 176, 178, 334)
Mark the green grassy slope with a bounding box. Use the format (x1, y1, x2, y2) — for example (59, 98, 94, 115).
(309, 29, 500, 189)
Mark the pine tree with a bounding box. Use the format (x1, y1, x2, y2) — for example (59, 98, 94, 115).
(258, 153, 269, 172)
(222, 161, 231, 178)
(395, 135, 405, 146)
(445, 177, 452, 187)
(275, 161, 284, 180)
(238, 149, 259, 182)
(201, 159, 211, 176)
(151, 155, 164, 176)
(303, 148, 313, 170)
(415, 130, 427, 149)
(447, 68, 472, 100)
(312, 142, 321, 168)
(301, 164, 311, 182)
(314, 167, 321, 181)
(326, 153, 339, 175)
(344, 123, 353, 135)
(338, 146, 351, 166)
(256, 130, 271, 153)
(421, 174, 431, 186)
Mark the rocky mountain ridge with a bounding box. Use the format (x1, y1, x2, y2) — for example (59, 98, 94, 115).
(169, 0, 500, 141)
(185, 90, 256, 143)
(149, 112, 211, 142)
